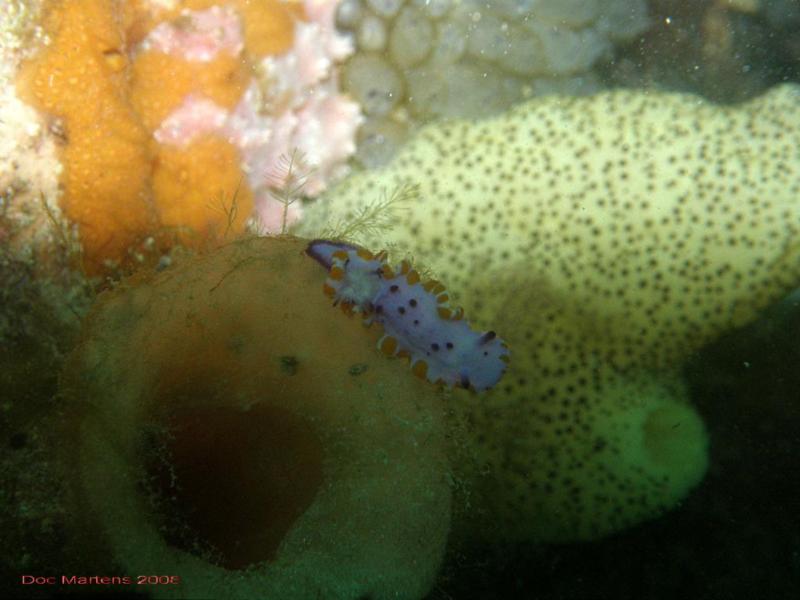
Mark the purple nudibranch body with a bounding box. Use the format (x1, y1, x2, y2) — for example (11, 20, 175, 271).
(306, 239, 509, 391)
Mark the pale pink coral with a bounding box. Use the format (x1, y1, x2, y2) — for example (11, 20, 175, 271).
(153, 95, 229, 145)
(262, 2, 353, 97)
(142, 1, 362, 234)
(293, 94, 361, 189)
(238, 0, 362, 231)
(141, 5, 244, 61)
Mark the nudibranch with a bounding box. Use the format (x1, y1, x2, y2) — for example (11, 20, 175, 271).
(306, 239, 510, 391)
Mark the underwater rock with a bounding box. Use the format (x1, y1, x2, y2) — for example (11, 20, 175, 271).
(60, 236, 451, 599)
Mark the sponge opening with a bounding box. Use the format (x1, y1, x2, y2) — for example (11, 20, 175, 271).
(145, 402, 324, 569)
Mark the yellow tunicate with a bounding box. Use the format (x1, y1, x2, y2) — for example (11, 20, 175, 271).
(299, 85, 800, 369)
(297, 85, 800, 542)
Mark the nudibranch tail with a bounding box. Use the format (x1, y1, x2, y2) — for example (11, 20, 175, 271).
(306, 239, 509, 392)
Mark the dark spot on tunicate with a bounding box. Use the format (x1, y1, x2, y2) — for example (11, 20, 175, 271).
(390, 285, 399, 292)
(446, 342, 454, 349)
(375, 305, 383, 313)
(413, 320, 419, 325)
(409, 299, 417, 307)
(280, 356, 299, 375)
(349, 363, 369, 376)
(398, 306, 405, 314)
(483, 351, 489, 356)
(431, 343, 440, 351)
(9, 432, 27, 449)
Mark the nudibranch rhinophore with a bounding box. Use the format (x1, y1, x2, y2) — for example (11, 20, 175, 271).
(306, 239, 509, 391)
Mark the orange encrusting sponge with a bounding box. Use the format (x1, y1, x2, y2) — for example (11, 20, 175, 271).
(130, 50, 250, 132)
(152, 135, 253, 246)
(16, 0, 157, 271)
(237, 0, 303, 57)
(15, 0, 297, 273)
(124, 0, 301, 56)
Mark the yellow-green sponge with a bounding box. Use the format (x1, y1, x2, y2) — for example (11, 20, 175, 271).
(297, 85, 800, 541)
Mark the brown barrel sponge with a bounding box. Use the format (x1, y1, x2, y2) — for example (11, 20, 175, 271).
(60, 236, 451, 599)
